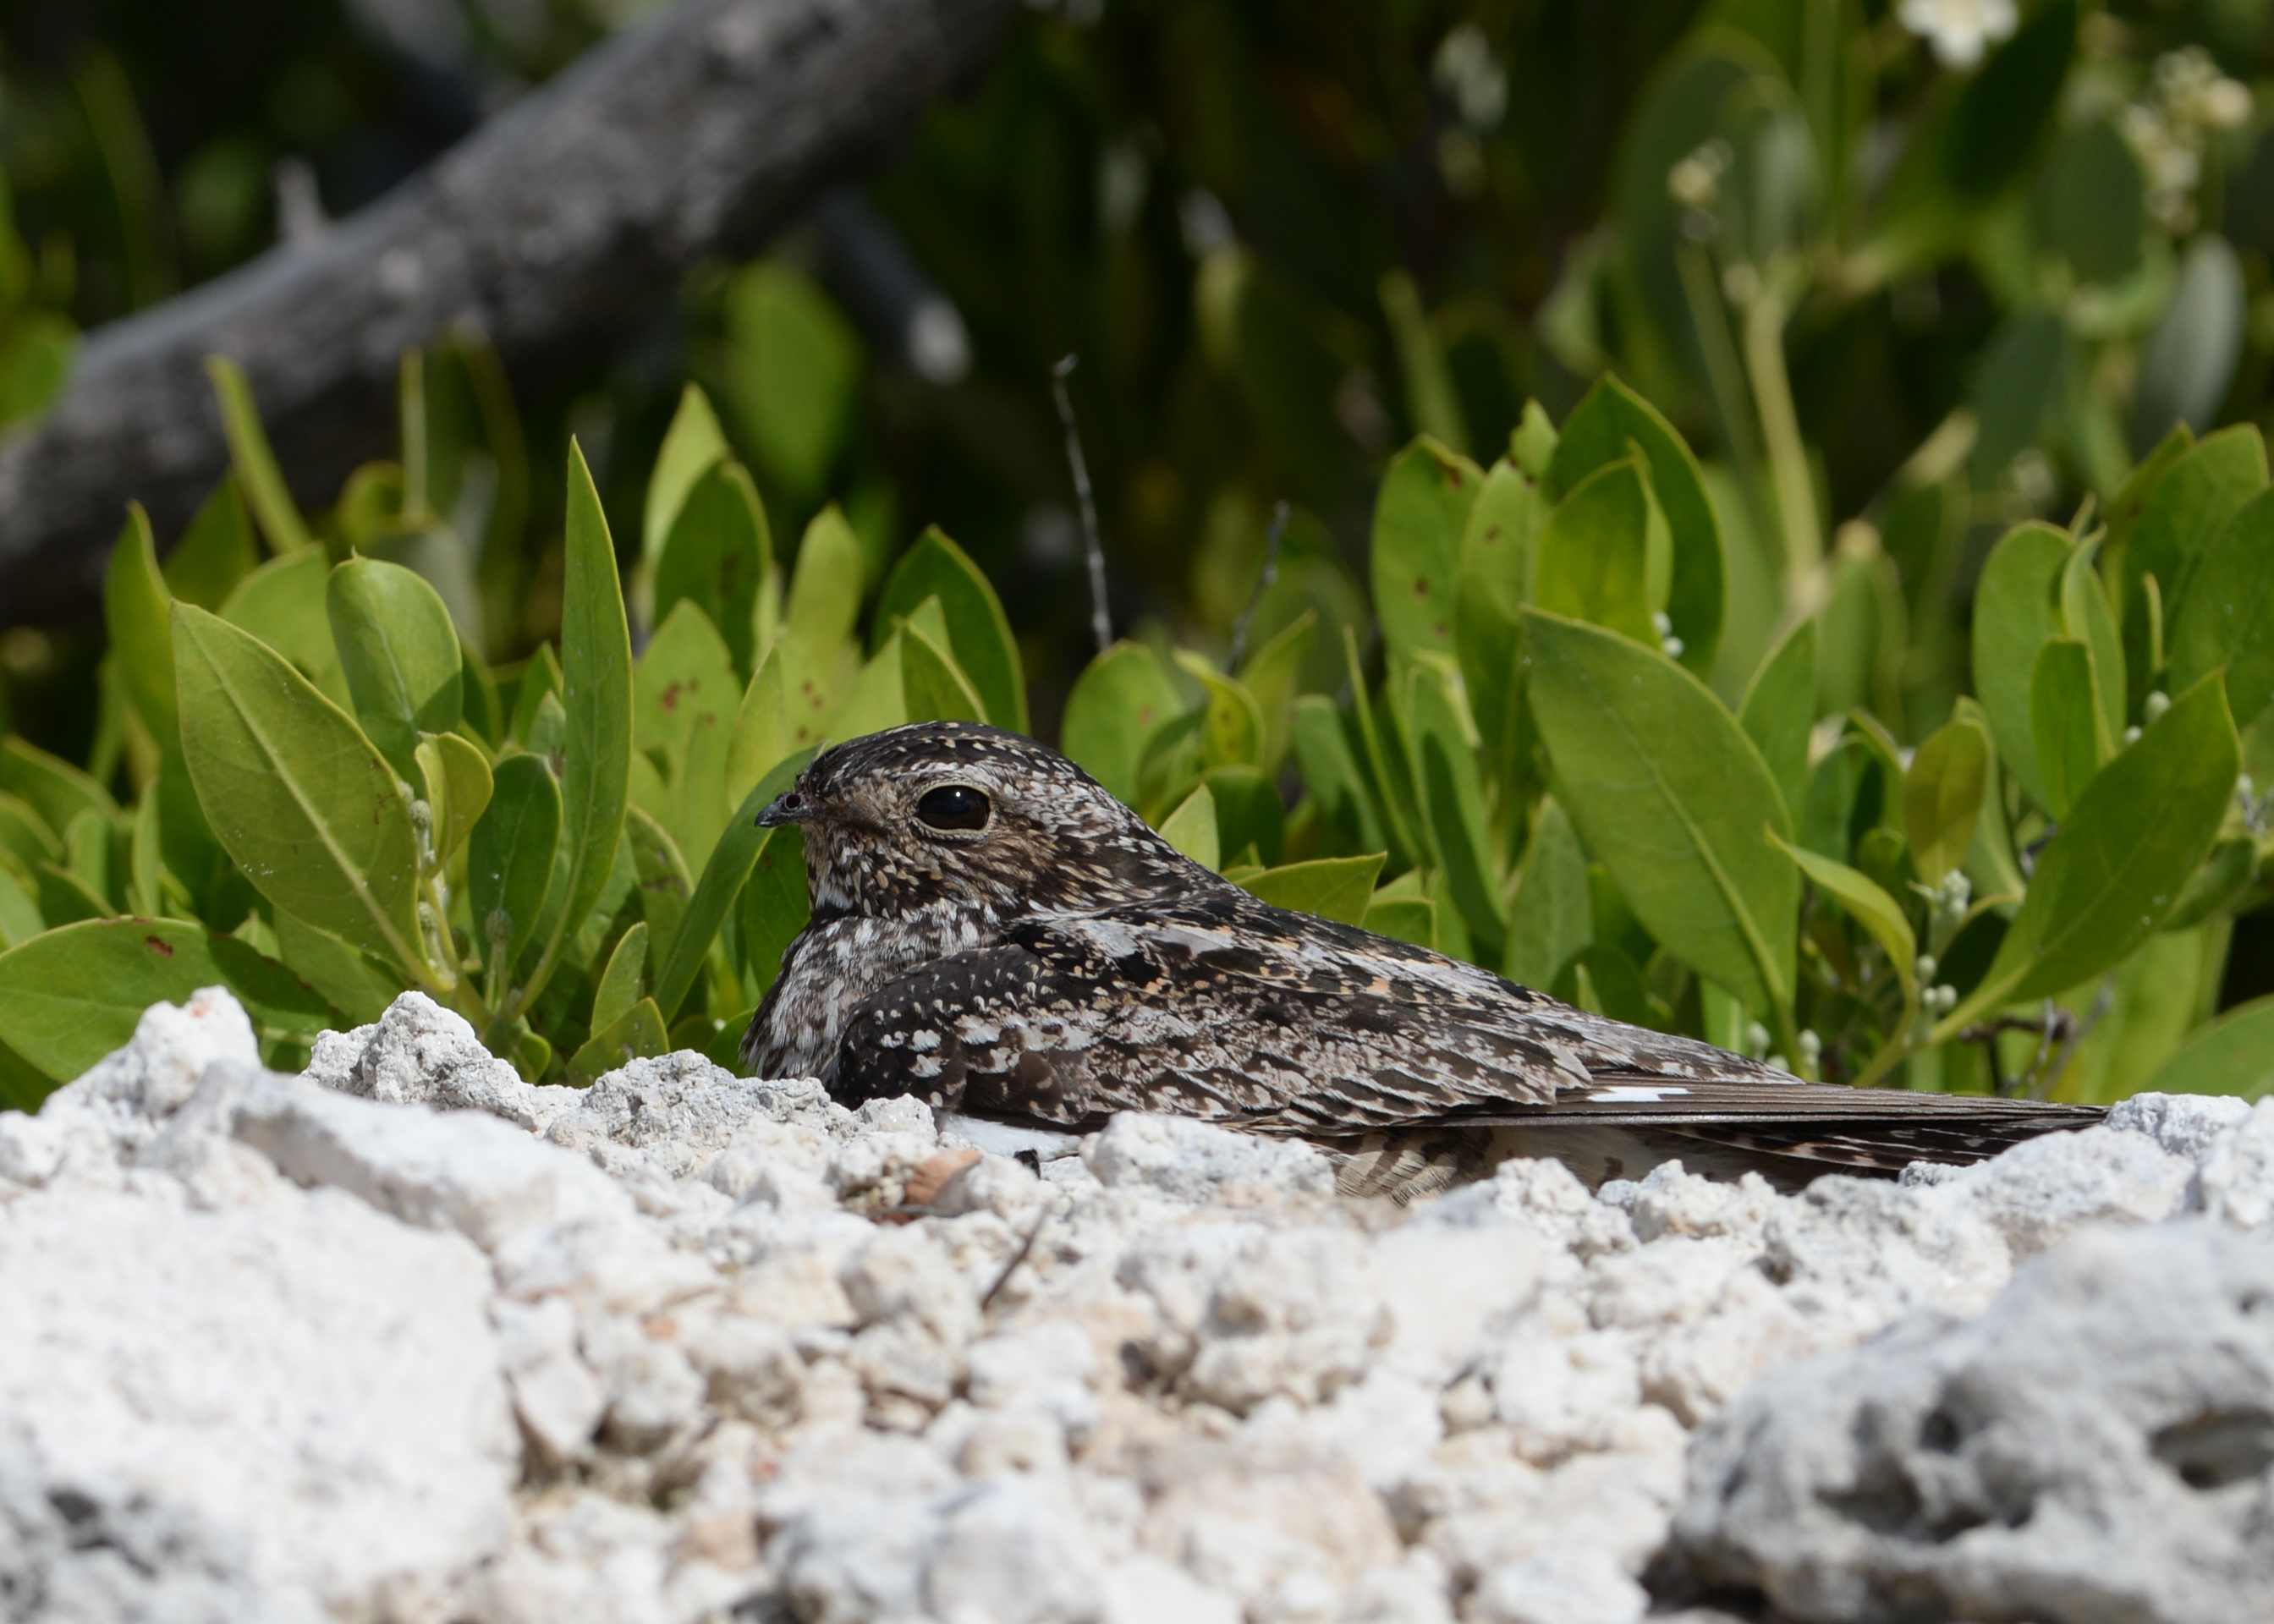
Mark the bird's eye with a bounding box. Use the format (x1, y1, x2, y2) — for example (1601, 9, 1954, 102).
(915, 783, 991, 832)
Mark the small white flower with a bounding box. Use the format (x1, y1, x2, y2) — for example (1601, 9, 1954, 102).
(1898, 0, 2018, 70)
(2144, 690, 2172, 722)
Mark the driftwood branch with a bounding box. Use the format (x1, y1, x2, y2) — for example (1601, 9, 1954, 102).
(0, 0, 1019, 628)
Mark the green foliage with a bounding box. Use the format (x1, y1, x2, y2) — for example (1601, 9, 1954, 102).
(5, 0, 2274, 1111)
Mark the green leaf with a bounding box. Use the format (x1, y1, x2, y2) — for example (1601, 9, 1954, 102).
(1964, 673, 2238, 1015)
(508, 644, 563, 748)
(634, 599, 739, 864)
(1200, 764, 1284, 868)
(415, 731, 492, 862)
(36, 864, 110, 927)
(1523, 607, 1798, 1020)
(739, 825, 810, 1003)
(1063, 642, 1189, 809)
(1454, 463, 1549, 794)
(1406, 661, 1504, 946)
(0, 867, 43, 951)
(0, 792, 60, 875)
(1504, 796, 1592, 990)
(653, 747, 817, 1021)
(784, 505, 865, 656)
(1738, 617, 1816, 826)
(902, 608, 989, 725)
(591, 920, 650, 1034)
(2060, 540, 2127, 743)
(2141, 995, 2274, 1100)
(273, 908, 402, 1025)
(568, 996, 668, 1087)
(1239, 853, 1384, 926)
(2030, 639, 2109, 820)
(1237, 611, 1317, 778)
(0, 917, 337, 1084)
(327, 556, 464, 777)
(2122, 423, 2266, 696)
(1, 736, 118, 839)
(162, 475, 259, 611)
(1548, 375, 1723, 673)
(1904, 716, 1991, 884)
(643, 383, 731, 569)
(2169, 486, 2274, 732)
(1173, 650, 1264, 769)
(1291, 695, 1387, 857)
(104, 504, 176, 737)
(831, 633, 911, 741)
(1532, 457, 1661, 647)
(1370, 437, 1483, 667)
(1772, 831, 1917, 1008)
(221, 546, 349, 708)
(1953, 696, 2030, 903)
(656, 458, 770, 681)
(470, 752, 561, 975)
(205, 355, 311, 555)
(1363, 884, 1437, 951)
(2161, 838, 2259, 935)
(535, 442, 635, 1000)
(1552, 945, 1652, 1028)
(1971, 522, 2071, 812)
(625, 806, 693, 972)
(172, 603, 424, 969)
(724, 645, 793, 810)
(127, 791, 162, 918)
(2104, 422, 2194, 566)
(1159, 783, 1220, 871)
(1341, 626, 1425, 867)
(876, 526, 1028, 732)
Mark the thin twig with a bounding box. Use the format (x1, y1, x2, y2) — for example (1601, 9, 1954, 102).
(980, 1205, 1051, 1313)
(1051, 354, 1112, 656)
(2030, 982, 2114, 1101)
(1228, 499, 1290, 672)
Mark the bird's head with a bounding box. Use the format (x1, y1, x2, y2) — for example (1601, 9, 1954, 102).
(757, 721, 1195, 921)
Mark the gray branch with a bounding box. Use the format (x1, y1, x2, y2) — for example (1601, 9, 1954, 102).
(0, 0, 1019, 628)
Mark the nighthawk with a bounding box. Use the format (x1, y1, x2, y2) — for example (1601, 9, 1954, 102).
(740, 721, 2100, 1199)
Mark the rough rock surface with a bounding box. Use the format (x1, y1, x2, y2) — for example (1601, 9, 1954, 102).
(0, 987, 2267, 1623)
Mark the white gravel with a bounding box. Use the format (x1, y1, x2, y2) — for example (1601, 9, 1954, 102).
(0, 987, 2267, 1623)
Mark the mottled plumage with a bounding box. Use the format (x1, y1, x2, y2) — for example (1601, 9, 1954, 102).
(742, 721, 2099, 1198)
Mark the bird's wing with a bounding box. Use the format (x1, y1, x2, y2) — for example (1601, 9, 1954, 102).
(831, 898, 1785, 1127)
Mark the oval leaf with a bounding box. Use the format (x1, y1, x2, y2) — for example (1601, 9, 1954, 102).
(1533, 457, 1660, 646)
(1971, 522, 2071, 812)
(470, 753, 562, 977)
(1370, 437, 1482, 666)
(1522, 607, 1797, 1018)
(1904, 717, 1990, 884)
(173, 602, 423, 968)
(2169, 484, 2274, 732)
(1239, 853, 1385, 927)
(877, 526, 1028, 732)
(327, 556, 464, 776)
(0, 918, 337, 1088)
(1969, 672, 2238, 1012)
(1548, 375, 1724, 672)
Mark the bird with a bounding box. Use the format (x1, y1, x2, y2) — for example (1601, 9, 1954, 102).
(739, 721, 2101, 1200)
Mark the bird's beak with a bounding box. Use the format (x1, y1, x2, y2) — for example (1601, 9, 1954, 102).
(755, 787, 814, 828)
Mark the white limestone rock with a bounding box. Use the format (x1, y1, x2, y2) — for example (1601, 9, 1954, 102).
(0, 1179, 516, 1620)
(5, 989, 2269, 1624)
(1668, 1219, 2274, 1624)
